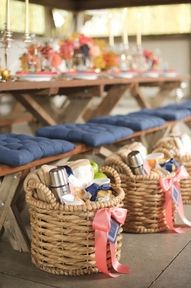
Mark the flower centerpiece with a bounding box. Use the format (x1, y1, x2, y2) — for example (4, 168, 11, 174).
(143, 49, 160, 71)
(59, 33, 98, 71)
(59, 34, 119, 72)
(19, 43, 62, 73)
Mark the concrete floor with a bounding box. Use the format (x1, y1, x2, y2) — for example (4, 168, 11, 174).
(1, 206, 191, 288)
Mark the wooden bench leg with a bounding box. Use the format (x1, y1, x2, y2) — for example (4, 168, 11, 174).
(93, 146, 113, 158)
(140, 125, 173, 151)
(0, 172, 30, 252)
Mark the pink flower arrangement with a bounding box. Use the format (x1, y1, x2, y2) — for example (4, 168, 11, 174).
(79, 34, 93, 46)
(144, 49, 159, 70)
(59, 40, 74, 60)
(59, 34, 102, 68)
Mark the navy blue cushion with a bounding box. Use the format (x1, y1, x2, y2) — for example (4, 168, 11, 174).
(0, 133, 75, 166)
(89, 113, 165, 131)
(36, 123, 133, 147)
(137, 106, 191, 121)
(164, 101, 191, 112)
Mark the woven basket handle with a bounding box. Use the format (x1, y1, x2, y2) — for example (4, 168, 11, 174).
(104, 157, 134, 177)
(24, 173, 57, 207)
(101, 165, 122, 187)
(154, 138, 181, 157)
(153, 147, 174, 159)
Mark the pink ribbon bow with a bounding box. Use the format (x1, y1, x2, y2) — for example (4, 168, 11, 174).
(160, 165, 191, 233)
(92, 207, 129, 277)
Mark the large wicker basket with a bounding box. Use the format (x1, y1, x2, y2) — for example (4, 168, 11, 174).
(153, 138, 191, 204)
(24, 166, 125, 276)
(105, 155, 173, 233)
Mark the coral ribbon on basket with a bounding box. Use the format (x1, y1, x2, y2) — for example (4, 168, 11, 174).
(160, 166, 191, 233)
(92, 207, 129, 277)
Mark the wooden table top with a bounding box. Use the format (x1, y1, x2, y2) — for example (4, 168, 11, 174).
(0, 75, 188, 92)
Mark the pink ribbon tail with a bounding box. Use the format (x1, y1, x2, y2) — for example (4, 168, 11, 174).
(94, 230, 119, 277)
(163, 182, 185, 233)
(160, 166, 191, 233)
(93, 208, 129, 277)
(110, 242, 129, 274)
(176, 189, 191, 227)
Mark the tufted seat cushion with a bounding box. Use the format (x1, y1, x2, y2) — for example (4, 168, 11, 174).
(89, 113, 166, 131)
(0, 133, 75, 166)
(135, 106, 191, 121)
(36, 123, 133, 147)
(163, 101, 191, 113)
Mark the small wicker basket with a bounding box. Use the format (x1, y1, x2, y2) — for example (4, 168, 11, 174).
(105, 155, 173, 233)
(153, 138, 191, 204)
(24, 166, 125, 276)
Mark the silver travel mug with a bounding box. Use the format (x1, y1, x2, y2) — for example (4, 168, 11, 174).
(49, 167, 70, 201)
(127, 150, 147, 176)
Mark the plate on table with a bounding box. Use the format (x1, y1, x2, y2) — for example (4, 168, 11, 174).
(161, 70, 178, 78)
(74, 74, 98, 80)
(16, 72, 57, 81)
(71, 71, 99, 80)
(62, 70, 99, 80)
(143, 71, 160, 78)
(112, 71, 138, 79)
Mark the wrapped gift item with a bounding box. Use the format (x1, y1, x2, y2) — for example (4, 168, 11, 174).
(153, 133, 191, 204)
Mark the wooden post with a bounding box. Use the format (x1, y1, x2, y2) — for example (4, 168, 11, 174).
(0, 172, 30, 252)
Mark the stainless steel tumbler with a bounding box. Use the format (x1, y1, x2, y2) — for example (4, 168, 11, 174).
(49, 167, 70, 201)
(127, 150, 147, 176)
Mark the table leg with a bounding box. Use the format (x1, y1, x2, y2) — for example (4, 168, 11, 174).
(150, 82, 180, 108)
(130, 83, 151, 109)
(51, 86, 103, 123)
(0, 172, 30, 252)
(59, 98, 94, 123)
(14, 91, 100, 125)
(14, 93, 57, 126)
(83, 84, 129, 121)
(133, 82, 181, 109)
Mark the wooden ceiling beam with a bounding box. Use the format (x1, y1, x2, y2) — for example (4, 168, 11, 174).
(76, 0, 190, 11)
(17, 0, 76, 10)
(17, 0, 190, 11)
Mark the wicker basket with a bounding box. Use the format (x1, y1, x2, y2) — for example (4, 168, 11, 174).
(24, 166, 125, 276)
(153, 138, 191, 204)
(105, 155, 173, 233)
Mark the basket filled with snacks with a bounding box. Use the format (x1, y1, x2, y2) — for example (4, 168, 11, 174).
(24, 159, 128, 276)
(105, 142, 189, 233)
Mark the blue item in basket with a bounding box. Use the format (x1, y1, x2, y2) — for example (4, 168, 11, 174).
(86, 183, 111, 201)
(89, 113, 165, 131)
(0, 133, 75, 166)
(86, 183, 99, 201)
(135, 106, 191, 121)
(160, 158, 180, 173)
(36, 123, 133, 147)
